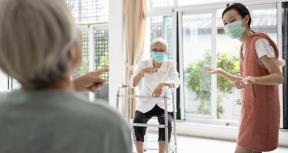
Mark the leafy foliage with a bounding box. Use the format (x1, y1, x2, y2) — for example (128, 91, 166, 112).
(185, 51, 239, 118)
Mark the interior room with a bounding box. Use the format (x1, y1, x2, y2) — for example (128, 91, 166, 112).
(0, 0, 287, 153)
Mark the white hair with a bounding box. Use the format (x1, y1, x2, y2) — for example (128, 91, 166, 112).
(0, 0, 79, 89)
(150, 38, 168, 51)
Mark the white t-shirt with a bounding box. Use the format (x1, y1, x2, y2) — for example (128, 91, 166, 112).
(255, 38, 276, 58)
(254, 39, 286, 67)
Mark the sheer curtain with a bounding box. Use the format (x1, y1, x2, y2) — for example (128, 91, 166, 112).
(123, 0, 146, 117)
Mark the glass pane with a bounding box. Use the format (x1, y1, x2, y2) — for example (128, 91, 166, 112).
(73, 32, 90, 78)
(216, 9, 241, 121)
(67, 0, 109, 24)
(93, 28, 109, 101)
(251, 8, 277, 42)
(148, 0, 174, 8)
(182, 14, 212, 116)
(178, 0, 233, 6)
(150, 16, 173, 60)
(94, 28, 109, 74)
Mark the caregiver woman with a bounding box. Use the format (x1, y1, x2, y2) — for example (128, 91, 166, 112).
(204, 3, 285, 153)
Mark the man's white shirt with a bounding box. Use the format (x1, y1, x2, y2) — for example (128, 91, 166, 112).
(129, 60, 180, 113)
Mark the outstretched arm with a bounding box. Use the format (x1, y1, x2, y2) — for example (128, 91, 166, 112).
(204, 66, 241, 82)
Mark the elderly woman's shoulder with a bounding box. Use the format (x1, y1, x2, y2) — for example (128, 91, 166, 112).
(0, 91, 126, 128)
(141, 59, 151, 64)
(166, 60, 175, 63)
(136, 60, 151, 67)
(165, 60, 177, 66)
(68, 95, 129, 131)
(66, 94, 125, 123)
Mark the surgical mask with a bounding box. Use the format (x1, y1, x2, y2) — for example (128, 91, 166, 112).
(224, 20, 245, 39)
(151, 52, 166, 63)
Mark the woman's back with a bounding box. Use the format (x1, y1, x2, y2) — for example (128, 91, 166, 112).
(0, 91, 132, 153)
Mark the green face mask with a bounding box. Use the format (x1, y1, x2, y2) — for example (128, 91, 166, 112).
(151, 52, 166, 63)
(224, 20, 245, 39)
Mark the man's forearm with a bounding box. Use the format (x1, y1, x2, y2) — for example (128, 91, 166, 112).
(133, 71, 144, 87)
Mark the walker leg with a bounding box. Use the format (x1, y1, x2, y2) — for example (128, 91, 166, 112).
(171, 89, 177, 153)
(128, 88, 131, 123)
(116, 89, 120, 110)
(173, 113, 177, 153)
(164, 96, 169, 153)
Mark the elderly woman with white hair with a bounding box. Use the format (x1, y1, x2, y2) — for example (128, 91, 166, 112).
(0, 0, 131, 153)
(129, 39, 180, 153)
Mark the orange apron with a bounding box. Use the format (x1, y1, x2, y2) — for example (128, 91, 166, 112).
(238, 33, 280, 152)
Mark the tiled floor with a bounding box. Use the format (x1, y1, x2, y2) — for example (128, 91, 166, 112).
(135, 135, 288, 153)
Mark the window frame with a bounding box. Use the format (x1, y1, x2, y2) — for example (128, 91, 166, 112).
(77, 23, 109, 101)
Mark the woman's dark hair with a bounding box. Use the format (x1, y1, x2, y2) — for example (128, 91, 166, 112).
(222, 3, 252, 29)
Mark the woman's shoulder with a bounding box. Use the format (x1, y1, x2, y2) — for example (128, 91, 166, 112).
(250, 32, 279, 58)
(251, 32, 273, 42)
(250, 33, 277, 48)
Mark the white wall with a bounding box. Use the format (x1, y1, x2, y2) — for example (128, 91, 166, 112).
(109, 0, 124, 107)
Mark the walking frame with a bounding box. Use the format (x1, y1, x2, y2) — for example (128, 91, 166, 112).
(116, 85, 177, 153)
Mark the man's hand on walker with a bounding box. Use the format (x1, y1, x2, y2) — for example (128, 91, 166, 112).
(73, 68, 109, 92)
(152, 83, 166, 97)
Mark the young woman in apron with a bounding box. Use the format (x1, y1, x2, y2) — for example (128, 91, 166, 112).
(205, 3, 285, 153)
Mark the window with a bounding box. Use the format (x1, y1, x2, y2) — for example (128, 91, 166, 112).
(143, 15, 175, 61)
(178, 0, 233, 6)
(181, 13, 214, 117)
(150, 16, 173, 59)
(147, 1, 282, 125)
(67, 0, 109, 100)
(67, 0, 109, 24)
(94, 28, 109, 75)
(93, 28, 109, 100)
(74, 31, 90, 78)
(251, 7, 277, 42)
(147, 0, 174, 8)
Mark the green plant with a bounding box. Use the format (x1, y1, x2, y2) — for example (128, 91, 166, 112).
(216, 51, 239, 119)
(98, 55, 108, 68)
(96, 55, 109, 80)
(185, 51, 212, 115)
(185, 50, 240, 118)
(217, 51, 239, 93)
